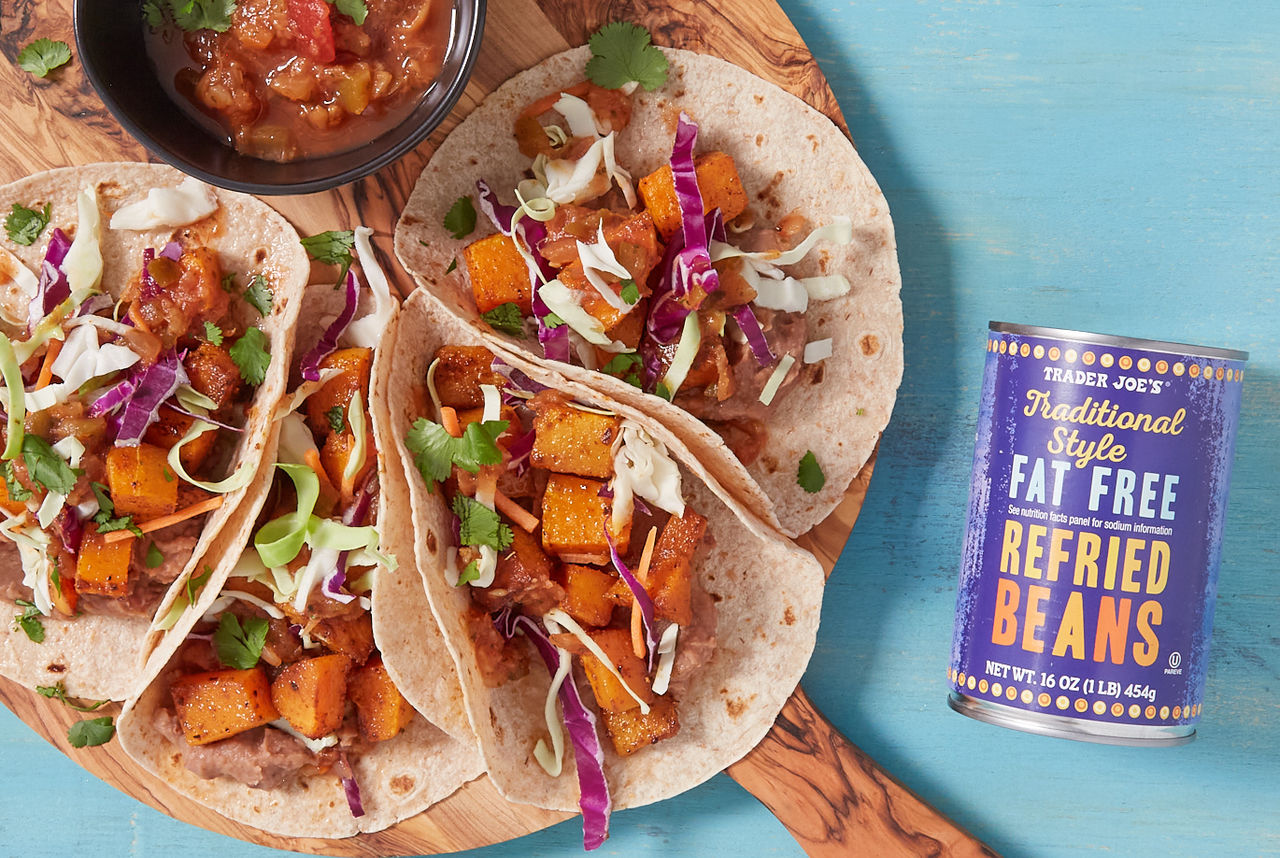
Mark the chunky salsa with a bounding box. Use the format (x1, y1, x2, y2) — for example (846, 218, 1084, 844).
(144, 0, 452, 161)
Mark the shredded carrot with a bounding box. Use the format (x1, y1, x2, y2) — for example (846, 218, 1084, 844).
(630, 526, 659, 659)
(441, 406, 462, 439)
(34, 339, 62, 390)
(495, 489, 539, 533)
(102, 495, 225, 544)
(304, 449, 341, 501)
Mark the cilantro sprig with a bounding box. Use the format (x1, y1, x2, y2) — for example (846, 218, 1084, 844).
(37, 681, 110, 713)
(12, 599, 44, 643)
(797, 450, 825, 493)
(203, 321, 224, 345)
(67, 716, 115, 748)
(213, 613, 269, 669)
(481, 302, 525, 336)
(452, 494, 514, 552)
(243, 274, 273, 316)
(619, 279, 640, 305)
(444, 196, 477, 240)
(406, 418, 508, 488)
(326, 405, 347, 433)
(330, 0, 368, 25)
(21, 435, 77, 496)
(145, 0, 237, 33)
(301, 229, 356, 288)
(5, 202, 51, 246)
(90, 482, 144, 537)
(230, 327, 271, 386)
(585, 22, 669, 91)
(18, 39, 72, 79)
(2, 461, 32, 503)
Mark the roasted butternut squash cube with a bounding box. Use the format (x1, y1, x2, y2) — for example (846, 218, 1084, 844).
(432, 345, 504, 409)
(311, 612, 376, 666)
(540, 474, 628, 563)
(638, 152, 748, 238)
(601, 693, 680, 756)
(106, 443, 178, 518)
(48, 546, 78, 616)
(529, 393, 621, 479)
(464, 232, 533, 314)
(269, 654, 352, 739)
(143, 406, 218, 473)
(704, 256, 758, 310)
(648, 509, 707, 626)
(185, 342, 243, 410)
(348, 656, 416, 743)
(472, 526, 562, 616)
(580, 627, 653, 714)
(320, 431, 361, 492)
(74, 525, 134, 598)
(171, 667, 280, 746)
(305, 347, 372, 438)
(0, 476, 28, 516)
(559, 564, 616, 627)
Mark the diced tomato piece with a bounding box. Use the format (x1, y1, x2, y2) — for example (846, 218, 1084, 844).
(288, 0, 336, 63)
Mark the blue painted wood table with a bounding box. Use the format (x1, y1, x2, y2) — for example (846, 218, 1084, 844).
(2, 1, 1277, 856)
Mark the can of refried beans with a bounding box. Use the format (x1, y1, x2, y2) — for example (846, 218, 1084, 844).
(947, 323, 1247, 745)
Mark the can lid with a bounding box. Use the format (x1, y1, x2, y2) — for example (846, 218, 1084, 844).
(989, 322, 1249, 362)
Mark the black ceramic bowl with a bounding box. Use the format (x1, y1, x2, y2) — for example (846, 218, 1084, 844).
(74, 1, 486, 195)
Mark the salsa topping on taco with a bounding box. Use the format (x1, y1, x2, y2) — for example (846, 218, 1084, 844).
(408, 343, 722, 848)
(449, 28, 851, 469)
(0, 182, 272, 630)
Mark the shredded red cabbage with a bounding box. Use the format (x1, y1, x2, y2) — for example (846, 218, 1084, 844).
(29, 228, 71, 330)
(56, 508, 85, 557)
(497, 611, 611, 850)
(159, 241, 182, 261)
(504, 428, 536, 475)
(730, 304, 776, 366)
(300, 269, 360, 382)
(323, 474, 377, 604)
(88, 376, 138, 418)
(337, 751, 365, 818)
(667, 114, 720, 303)
(76, 293, 114, 318)
(109, 350, 190, 445)
(490, 357, 548, 395)
(606, 532, 659, 671)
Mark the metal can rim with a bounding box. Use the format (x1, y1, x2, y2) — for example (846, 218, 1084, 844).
(989, 322, 1249, 362)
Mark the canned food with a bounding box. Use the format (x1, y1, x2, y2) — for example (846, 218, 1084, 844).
(948, 323, 1247, 745)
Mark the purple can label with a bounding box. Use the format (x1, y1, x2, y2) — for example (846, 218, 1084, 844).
(949, 324, 1245, 733)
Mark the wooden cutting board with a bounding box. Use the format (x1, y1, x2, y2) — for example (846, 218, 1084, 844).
(0, 0, 994, 854)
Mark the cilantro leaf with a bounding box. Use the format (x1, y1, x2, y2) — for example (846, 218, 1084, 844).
(89, 481, 143, 536)
(18, 39, 72, 79)
(144, 542, 165, 569)
(12, 599, 44, 643)
(452, 494, 513, 551)
(797, 450, 825, 493)
(445, 257, 458, 274)
(230, 327, 271, 386)
(5, 202, 51, 246)
(330, 0, 368, 25)
(142, 0, 166, 28)
(443, 196, 477, 240)
(170, 0, 237, 32)
(542, 312, 565, 329)
(243, 275, 273, 316)
(601, 352, 642, 376)
(619, 279, 640, 305)
(2, 461, 32, 503)
(203, 321, 224, 345)
(481, 302, 526, 336)
(456, 559, 481, 586)
(21, 435, 77, 496)
(405, 418, 508, 487)
(326, 405, 346, 433)
(654, 381, 673, 401)
(37, 681, 109, 713)
(585, 22, 668, 91)
(67, 716, 115, 748)
(213, 613, 269, 669)
(301, 230, 355, 266)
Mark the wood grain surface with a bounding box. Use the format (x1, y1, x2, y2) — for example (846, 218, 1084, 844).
(0, 0, 985, 854)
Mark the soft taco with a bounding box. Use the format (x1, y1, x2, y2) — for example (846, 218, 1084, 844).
(117, 229, 482, 836)
(380, 289, 823, 848)
(0, 163, 305, 701)
(395, 29, 903, 537)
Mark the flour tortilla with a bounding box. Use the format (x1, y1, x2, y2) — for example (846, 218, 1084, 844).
(383, 289, 824, 812)
(395, 47, 903, 536)
(117, 277, 482, 837)
(0, 163, 307, 701)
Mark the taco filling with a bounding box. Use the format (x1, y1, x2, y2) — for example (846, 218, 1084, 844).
(154, 248, 410, 810)
(1, 183, 270, 629)
(407, 343, 721, 847)
(448, 41, 850, 467)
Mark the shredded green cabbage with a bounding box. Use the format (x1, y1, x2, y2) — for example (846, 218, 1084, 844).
(0, 334, 25, 461)
(659, 311, 702, 396)
(342, 394, 366, 488)
(167, 420, 257, 494)
(254, 463, 321, 569)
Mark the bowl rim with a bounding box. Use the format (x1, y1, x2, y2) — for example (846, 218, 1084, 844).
(74, 0, 487, 196)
